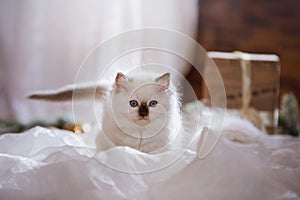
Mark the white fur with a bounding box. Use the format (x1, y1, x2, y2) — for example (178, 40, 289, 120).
(29, 69, 183, 153)
(96, 69, 182, 153)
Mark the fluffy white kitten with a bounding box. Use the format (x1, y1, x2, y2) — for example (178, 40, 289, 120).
(29, 70, 182, 153)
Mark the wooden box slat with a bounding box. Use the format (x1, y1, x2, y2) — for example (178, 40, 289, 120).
(202, 51, 280, 112)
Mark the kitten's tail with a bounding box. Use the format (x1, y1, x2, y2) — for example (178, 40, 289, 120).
(27, 84, 106, 102)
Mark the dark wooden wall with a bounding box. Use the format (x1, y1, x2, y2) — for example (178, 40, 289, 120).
(188, 0, 300, 104)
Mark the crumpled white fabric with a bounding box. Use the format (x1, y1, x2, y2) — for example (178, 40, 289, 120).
(0, 110, 300, 200)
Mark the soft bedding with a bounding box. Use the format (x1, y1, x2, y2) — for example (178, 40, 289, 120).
(0, 106, 299, 200)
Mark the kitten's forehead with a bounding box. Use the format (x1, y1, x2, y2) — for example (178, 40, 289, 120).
(130, 84, 159, 101)
(126, 72, 158, 90)
(113, 70, 171, 101)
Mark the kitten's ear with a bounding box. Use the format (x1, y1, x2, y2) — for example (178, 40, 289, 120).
(115, 72, 130, 92)
(155, 73, 170, 92)
(27, 85, 105, 102)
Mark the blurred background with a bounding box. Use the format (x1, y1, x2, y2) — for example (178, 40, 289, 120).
(0, 0, 299, 125)
(191, 0, 300, 101)
(0, 0, 198, 123)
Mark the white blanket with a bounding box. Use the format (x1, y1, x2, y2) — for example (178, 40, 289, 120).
(0, 108, 299, 200)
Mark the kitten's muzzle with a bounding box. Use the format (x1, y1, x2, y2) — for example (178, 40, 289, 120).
(139, 104, 149, 117)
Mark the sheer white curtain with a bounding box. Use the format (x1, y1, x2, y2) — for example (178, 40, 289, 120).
(0, 0, 199, 123)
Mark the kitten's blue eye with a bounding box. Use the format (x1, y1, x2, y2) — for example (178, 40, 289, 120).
(149, 100, 158, 107)
(129, 100, 138, 107)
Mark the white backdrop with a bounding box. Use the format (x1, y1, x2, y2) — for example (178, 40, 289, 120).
(0, 0, 199, 123)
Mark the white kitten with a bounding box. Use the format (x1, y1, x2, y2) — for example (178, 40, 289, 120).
(28, 69, 182, 153)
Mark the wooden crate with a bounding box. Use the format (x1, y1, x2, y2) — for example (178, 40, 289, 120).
(202, 51, 280, 132)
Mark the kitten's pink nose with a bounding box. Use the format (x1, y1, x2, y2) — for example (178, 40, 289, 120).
(139, 103, 148, 117)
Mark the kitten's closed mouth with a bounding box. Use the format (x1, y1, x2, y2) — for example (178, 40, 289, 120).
(134, 117, 151, 127)
(138, 117, 150, 121)
(140, 117, 149, 120)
